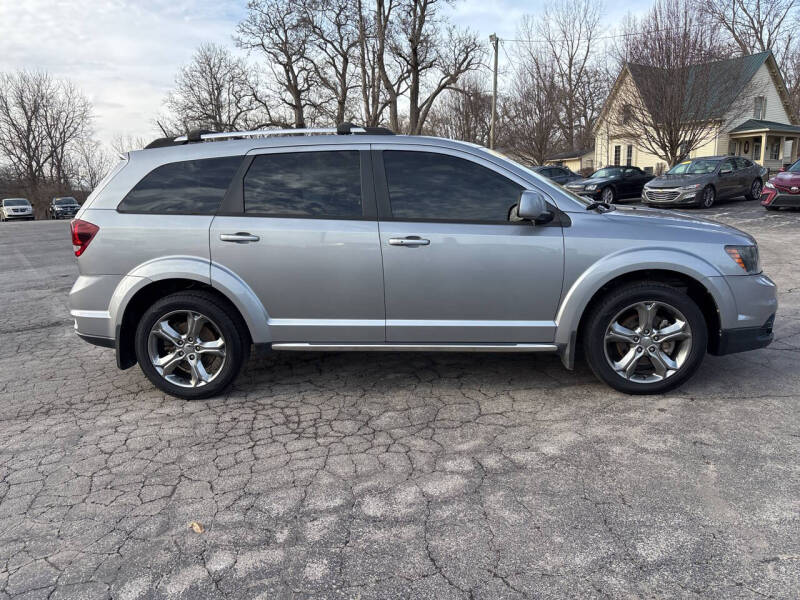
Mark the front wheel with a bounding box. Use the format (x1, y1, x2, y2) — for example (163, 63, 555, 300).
(745, 179, 762, 201)
(134, 291, 250, 399)
(583, 282, 707, 394)
(601, 186, 615, 203)
(699, 185, 715, 208)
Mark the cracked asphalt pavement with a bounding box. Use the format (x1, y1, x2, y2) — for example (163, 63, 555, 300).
(1, 201, 799, 599)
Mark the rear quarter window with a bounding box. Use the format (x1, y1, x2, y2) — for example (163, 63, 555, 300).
(117, 156, 242, 214)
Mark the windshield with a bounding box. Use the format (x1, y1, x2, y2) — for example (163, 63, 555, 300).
(3, 199, 29, 207)
(482, 148, 592, 207)
(55, 197, 78, 205)
(788, 159, 800, 173)
(667, 159, 720, 175)
(590, 167, 623, 179)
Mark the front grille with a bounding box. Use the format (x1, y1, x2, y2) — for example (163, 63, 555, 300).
(644, 189, 680, 203)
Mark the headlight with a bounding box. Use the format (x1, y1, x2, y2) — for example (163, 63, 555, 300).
(764, 181, 775, 189)
(585, 184, 597, 191)
(725, 245, 760, 274)
(678, 184, 702, 192)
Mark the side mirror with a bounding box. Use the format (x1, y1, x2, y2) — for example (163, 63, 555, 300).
(517, 190, 554, 224)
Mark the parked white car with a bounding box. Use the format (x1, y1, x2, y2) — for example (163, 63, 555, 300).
(1, 198, 34, 221)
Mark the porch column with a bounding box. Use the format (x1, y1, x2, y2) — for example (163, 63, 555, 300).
(761, 132, 768, 165)
(779, 136, 786, 164)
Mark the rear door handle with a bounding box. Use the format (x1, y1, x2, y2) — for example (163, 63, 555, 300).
(220, 232, 260, 243)
(388, 236, 430, 247)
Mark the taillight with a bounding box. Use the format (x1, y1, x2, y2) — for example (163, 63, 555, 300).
(70, 219, 99, 256)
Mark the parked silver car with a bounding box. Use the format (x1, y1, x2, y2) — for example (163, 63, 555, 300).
(1, 197, 34, 221)
(69, 126, 777, 399)
(643, 156, 766, 208)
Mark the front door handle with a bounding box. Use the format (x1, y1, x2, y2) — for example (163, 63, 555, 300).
(388, 236, 430, 247)
(220, 232, 260, 243)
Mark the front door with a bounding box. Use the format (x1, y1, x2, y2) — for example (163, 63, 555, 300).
(717, 158, 738, 198)
(374, 147, 565, 343)
(210, 146, 385, 343)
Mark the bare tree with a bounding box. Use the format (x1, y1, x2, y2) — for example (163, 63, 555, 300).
(0, 71, 92, 211)
(424, 75, 492, 144)
(356, 0, 391, 126)
(504, 57, 562, 164)
(303, 0, 360, 124)
(392, 0, 483, 134)
(166, 43, 261, 132)
(109, 133, 148, 155)
(237, 0, 317, 128)
(613, 0, 750, 166)
(73, 138, 114, 190)
(531, 0, 604, 150)
(700, 0, 799, 119)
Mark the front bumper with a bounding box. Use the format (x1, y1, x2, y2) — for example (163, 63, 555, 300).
(3, 212, 34, 219)
(760, 189, 800, 208)
(713, 315, 775, 355)
(708, 273, 777, 355)
(642, 188, 701, 205)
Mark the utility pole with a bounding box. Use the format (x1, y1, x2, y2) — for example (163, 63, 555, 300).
(489, 33, 498, 149)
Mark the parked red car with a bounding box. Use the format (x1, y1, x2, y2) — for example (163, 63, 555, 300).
(761, 159, 800, 210)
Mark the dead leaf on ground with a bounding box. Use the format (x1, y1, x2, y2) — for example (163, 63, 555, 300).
(189, 521, 204, 534)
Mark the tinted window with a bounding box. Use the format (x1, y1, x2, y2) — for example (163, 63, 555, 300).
(383, 151, 523, 222)
(721, 158, 735, 172)
(118, 156, 242, 214)
(55, 197, 78, 205)
(244, 151, 361, 217)
(735, 157, 752, 170)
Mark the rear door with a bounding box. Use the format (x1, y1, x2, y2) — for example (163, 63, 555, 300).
(374, 146, 565, 344)
(209, 145, 385, 343)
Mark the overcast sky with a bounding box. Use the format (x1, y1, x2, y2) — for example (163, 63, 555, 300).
(0, 0, 646, 146)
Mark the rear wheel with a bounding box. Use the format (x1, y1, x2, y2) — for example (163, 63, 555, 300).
(134, 291, 250, 399)
(699, 185, 715, 208)
(745, 179, 762, 201)
(583, 282, 707, 394)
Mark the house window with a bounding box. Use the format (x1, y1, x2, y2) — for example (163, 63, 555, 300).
(769, 140, 780, 161)
(613, 145, 621, 166)
(621, 104, 633, 125)
(626, 145, 633, 166)
(728, 140, 737, 155)
(753, 96, 766, 119)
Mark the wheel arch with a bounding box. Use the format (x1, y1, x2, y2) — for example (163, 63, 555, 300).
(556, 252, 730, 369)
(110, 258, 270, 370)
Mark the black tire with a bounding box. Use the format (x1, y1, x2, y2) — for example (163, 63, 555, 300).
(745, 179, 762, 201)
(698, 185, 715, 208)
(600, 186, 615, 203)
(582, 281, 708, 395)
(134, 291, 250, 400)
(765, 205, 779, 211)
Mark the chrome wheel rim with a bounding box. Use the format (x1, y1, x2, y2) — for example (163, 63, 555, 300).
(702, 187, 714, 207)
(603, 301, 692, 384)
(147, 310, 227, 388)
(751, 180, 761, 198)
(602, 187, 614, 203)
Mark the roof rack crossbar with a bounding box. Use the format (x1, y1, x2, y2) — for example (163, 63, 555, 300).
(173, 127, 366, 143)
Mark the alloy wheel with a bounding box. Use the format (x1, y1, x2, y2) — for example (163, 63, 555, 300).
(751, 180, 761, 199)
(603, 301, 693, 384)
(147, 310, 227, 388)
(701, 187, 715, 208)
(602, 187, 614, 203)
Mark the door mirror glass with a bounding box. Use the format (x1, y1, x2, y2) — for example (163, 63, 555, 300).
(517, 190, 554, 224)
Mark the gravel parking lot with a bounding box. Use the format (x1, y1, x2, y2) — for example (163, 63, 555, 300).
(1, 200, 799, 599)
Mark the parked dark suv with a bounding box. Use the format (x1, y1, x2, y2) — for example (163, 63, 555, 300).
(643, 156, 766, 208)
(530, 165, 583, 186)
(48, 197, 81, 219)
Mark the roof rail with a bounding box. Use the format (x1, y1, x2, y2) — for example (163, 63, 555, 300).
(170, 122, 393, 144)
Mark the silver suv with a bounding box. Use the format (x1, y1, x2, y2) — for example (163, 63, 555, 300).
(69, 125, 777, 399)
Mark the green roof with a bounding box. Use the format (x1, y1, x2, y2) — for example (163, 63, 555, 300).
(627, 51, 772, 121)
(729, 119, 800, 134)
